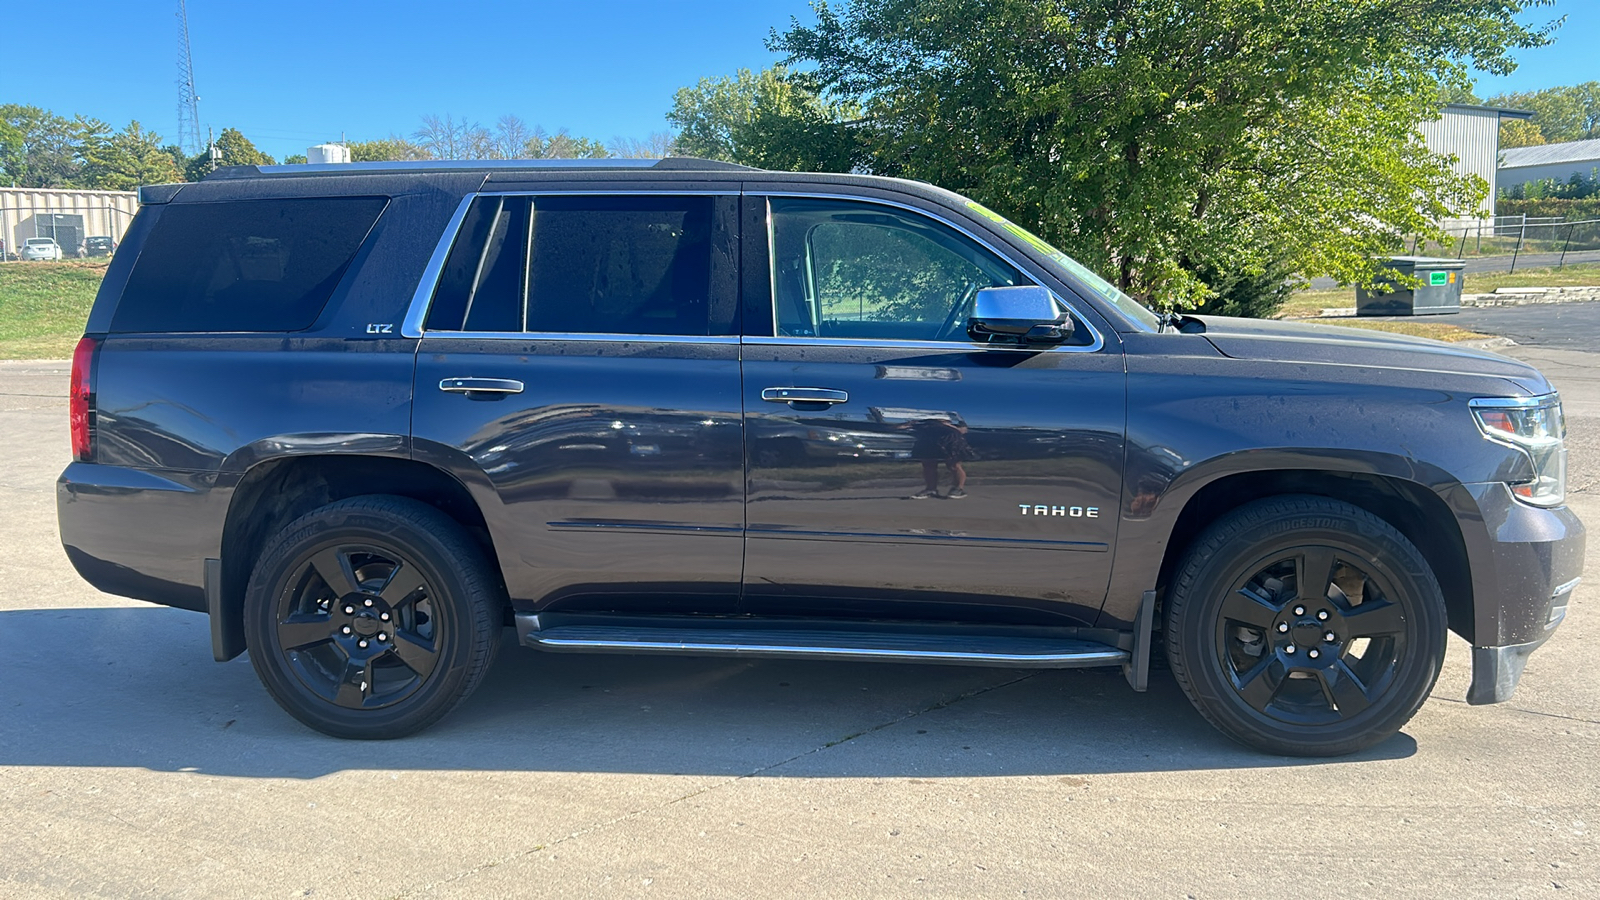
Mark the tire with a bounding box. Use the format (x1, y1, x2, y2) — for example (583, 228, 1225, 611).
(243, 495, 503, 738)
(1165, 495, 1446, 756)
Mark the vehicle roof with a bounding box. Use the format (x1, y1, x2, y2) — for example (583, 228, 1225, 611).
(143, 157, 968, 213)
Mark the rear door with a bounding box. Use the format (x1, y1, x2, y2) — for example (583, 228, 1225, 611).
(740, 193, 1127, 627)
(411, 191, 746, 614)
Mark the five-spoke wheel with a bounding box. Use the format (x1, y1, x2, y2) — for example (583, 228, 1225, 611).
(1166, 496, 1446, 756)
(244, 496, 502, 739)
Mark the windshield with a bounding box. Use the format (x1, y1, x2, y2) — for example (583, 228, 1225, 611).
(963, 200, 1162, 332)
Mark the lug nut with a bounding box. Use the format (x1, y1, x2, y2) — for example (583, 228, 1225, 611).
(377, 633, 387, 642)
(343, 606, 354, 615)
(1285, 645, 1297, 654)
(341, 626, 352, 635)
(1308, 649, 1320, 659)
(358, 640, 369, 649)
(1325, 631, 1337, 643)
(363, 598, 373, 607)
(1293, 606, 1305, 616)
(1277, 623, 1289, 633)
(380, 613, 390, 622)
(1317, 610, 1330, 621)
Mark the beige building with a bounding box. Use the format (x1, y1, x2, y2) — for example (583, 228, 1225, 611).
(1, 187, 140, 257)
(1418, 103, 1532, 229)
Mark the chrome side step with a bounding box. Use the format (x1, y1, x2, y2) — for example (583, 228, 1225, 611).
(514, 614, 1128, 669)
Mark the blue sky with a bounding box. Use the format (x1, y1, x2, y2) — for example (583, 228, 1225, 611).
(2, 1, 1594, 162)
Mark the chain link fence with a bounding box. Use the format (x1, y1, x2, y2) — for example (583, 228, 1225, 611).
(1408, 215, 1600, 274)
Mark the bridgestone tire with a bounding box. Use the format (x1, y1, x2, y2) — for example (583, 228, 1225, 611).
(244, 495, 503, 739)
(1165, 495, 1447, 756)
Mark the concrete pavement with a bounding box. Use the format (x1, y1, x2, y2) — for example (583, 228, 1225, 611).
(1, 345, 1596, 898)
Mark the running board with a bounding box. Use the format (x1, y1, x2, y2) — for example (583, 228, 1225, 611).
(514, 614, 1128, 669)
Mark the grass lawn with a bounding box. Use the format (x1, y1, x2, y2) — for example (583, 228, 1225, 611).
(0, 261, 107, 359)
(1312, 320, 1495, 343)
(1279, 262, 1600, 319)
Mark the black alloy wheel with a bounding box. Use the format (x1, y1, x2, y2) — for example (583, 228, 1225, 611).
(244, 496, 502, 739)
(1166, 495, 1447, 756)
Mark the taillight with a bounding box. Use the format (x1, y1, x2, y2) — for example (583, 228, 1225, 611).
(70, 336, 99, 462)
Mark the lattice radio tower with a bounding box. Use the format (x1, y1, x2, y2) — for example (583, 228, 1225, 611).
(176, 0, 202, 156)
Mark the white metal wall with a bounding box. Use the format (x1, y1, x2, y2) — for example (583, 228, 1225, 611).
(1499, 160, 1600, 193)
(1419, 106, 1500, 217)
(0, 187, 140, 255)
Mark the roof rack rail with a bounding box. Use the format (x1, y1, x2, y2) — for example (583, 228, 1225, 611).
(206, 157, 757, 179)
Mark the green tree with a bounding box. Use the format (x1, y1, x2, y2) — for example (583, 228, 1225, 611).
(80, 121, 184, 190)
(282, 153, 309, 165)
(0, 105, 91, 187)
(770, 0, 1554, 308)
(347, 136, 433, 161)
(1500, 118, 1547, 148)
(668, 66, 859, 170)
(184, 127, 276, 180)
(1485, 81, 1600, 142)
(526, 127, 610, 159)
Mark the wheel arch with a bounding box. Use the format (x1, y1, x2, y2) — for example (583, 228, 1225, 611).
(215, 454, 506, 660)
(1154, 469, 1475, 644)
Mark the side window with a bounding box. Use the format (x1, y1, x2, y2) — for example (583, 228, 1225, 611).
(111, 196, 387, 333)
(769, 198, 1021, 342)
(426, 194, 737, 336)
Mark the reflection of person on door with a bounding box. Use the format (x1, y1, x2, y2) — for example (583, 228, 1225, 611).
(907, 416, 974, 499)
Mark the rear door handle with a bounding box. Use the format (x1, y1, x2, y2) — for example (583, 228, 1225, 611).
(440, 377, 525, 394)
(761, 387, 849, 406)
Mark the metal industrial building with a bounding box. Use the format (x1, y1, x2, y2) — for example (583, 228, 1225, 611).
(1418, 103, 1533, 228)
(0, 187, 139, 258)
(1499, 138, 1600, 194)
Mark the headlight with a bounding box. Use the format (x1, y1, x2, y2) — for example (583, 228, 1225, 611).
(1470, 393, 1567, 507)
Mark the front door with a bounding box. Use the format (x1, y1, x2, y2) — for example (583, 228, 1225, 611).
(412, 192, 746, 614)
(741, 196, 1127, 626)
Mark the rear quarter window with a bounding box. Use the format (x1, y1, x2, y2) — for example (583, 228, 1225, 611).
(110, 196, 387, 333)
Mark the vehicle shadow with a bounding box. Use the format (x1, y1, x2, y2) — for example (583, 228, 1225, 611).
(0, 606, 1416, 778)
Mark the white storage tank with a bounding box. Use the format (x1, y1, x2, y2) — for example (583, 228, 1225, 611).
(306, 143, 352, 165)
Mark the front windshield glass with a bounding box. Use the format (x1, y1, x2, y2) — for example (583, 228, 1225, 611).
(964, 200, 1162, 332)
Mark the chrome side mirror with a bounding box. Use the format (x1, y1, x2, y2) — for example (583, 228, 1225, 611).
(968, 286, 1073, 344)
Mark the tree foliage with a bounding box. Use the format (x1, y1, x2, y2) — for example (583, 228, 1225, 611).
(667, 66, 858, 171)
(80, 121, 183, 190)
(1499, 118, 1547, 148)
(761, 0, 1556, 307)
(347, 136, 433, 161)
(184, 127, 275, 180)
(1487, 81, 1600, 145)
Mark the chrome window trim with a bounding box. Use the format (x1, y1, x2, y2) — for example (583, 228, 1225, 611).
(418, 331, 740, 345)
(401, 188, 1108, 351)
(756, 191, 1107, 354)
(401, 194, 475, 338)
(401, 190, 739, 340)
(742, 334, 1103, 353)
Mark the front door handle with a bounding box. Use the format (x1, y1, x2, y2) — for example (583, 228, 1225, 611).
(761, 387, 849, 406)
(440, 377, 525, 395)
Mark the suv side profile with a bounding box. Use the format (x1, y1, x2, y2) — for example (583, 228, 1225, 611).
(58, 159, 1584, 755)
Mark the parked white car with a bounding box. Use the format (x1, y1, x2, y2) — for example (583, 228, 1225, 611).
(21, 238, 63, 261)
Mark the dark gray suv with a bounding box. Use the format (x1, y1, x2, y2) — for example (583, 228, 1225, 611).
(57, 159, 1583, 755)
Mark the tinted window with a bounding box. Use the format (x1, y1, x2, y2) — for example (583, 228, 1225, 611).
(770, 198, 1022, 342)
(425, 195, 736, 336)
(112, 197, 386, 333)
(427, 196, 529, 333)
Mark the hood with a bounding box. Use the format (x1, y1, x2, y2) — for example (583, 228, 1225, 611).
(1193, 315, 1552, 396)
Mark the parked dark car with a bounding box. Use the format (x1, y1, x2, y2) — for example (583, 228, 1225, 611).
(56, 159, 1583, 755)
(83, 236, 116, 258)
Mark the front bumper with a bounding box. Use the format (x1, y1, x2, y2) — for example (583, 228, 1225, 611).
(1449, 482, 1585, 705)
